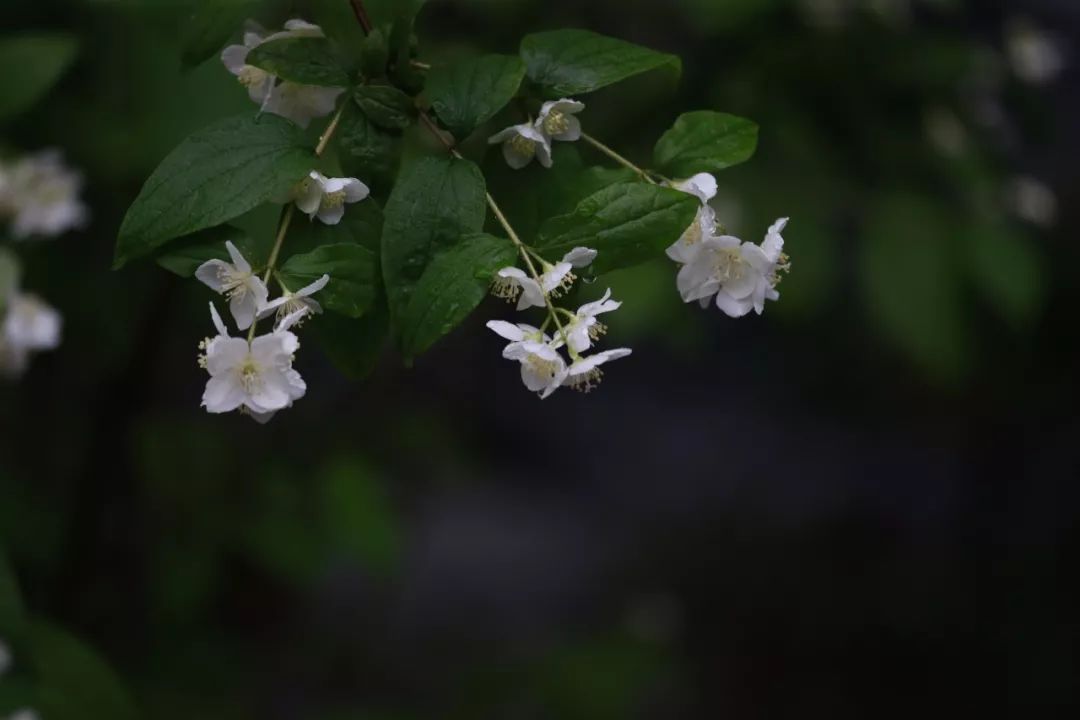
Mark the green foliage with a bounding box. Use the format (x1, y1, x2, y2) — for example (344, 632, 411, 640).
(155, 225, 259, 276)
(115, 113, 315, 268)
(965, 222, 1045, 329)
(179, 0, 260, 70)
(426, 54, 526, 139)
(310, 0, 369, 71)
(28, 621, 139, 720)
(246, 36, 351, 88)
(280, 243, 379, 318)
(654, 111, 759, 177)
(520, 29, 680, 97)
(537, 182, 698, 274)
(0, 34, 78, 122)
(312, 303, 388, 380)
(337, 101, 403, 193)
(399, 232, 516, 359)
(353, 84, 417, 130)
(381, 156, 488, 329)
(860, 195, 970, 381)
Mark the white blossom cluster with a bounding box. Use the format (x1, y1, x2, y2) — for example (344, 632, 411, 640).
(488, 247, 631, 398)
(666, 173, 790, 318)
(489, 98, 585, 169)
(222, 19, 345, 128)
(0, 637, 41, 720)
(0, 150, 84, 378)
(193, 171, 369, 422)
(0, 150, 87, 240)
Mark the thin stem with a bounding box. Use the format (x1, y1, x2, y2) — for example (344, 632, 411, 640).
(349, 0, 374, 34)
(416, 107, 570, 346)
(410, 60, 432, 70)
(581, 132, 656, 184)
(246, 100, 348, 341)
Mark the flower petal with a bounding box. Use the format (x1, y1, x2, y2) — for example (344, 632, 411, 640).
(487, 320, 527, 342)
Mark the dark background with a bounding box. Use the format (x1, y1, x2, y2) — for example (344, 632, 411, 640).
(1, 0, 1078, 717)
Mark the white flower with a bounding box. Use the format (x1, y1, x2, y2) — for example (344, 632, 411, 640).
(195, 241, 270, 331)
(259, 273, 330, 324)
(559, 288, 622, 354)
(1006, 175, 1057, 228)
(666, 173, 719, 264)
(1006, 18, 1064, 85)
(491, 247, 597, 310)
(488, 123, 552, 169)
(0, 150, 87, 240)
(676, 218, 790, 318)
(221, 20, 344, 128)
(535, 98, 585, 142)
(563, 348, 632, 393)
(0, 292, 61, 377)
(6, 710, 40, 720)
(293, 171, 370, 225)
(487, 321, 567, 399)
(199, 303, 306, 423)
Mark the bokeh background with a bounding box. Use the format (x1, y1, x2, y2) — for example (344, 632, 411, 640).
(2, 0, 1078, 717)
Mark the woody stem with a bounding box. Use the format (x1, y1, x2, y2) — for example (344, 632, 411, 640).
(581, 132, 656, 184)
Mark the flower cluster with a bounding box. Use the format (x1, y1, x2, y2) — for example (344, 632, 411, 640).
(194, 240, 331, 422)
(0, 637, 40, 720)
(222, 19, 344, 128)
(488, 246, 631, 398)
(0, 150, 87, 240)
(489, 98, 585, 169)
(666, 173, 790, 318)
(0, 151, 84, 379)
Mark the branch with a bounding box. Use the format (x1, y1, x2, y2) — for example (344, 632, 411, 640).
(350, 0, 374, 35)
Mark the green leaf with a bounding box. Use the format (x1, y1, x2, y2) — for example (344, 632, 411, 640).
(287, 197, 384, 255)
(860, 195, 970, 381)
(321, 459, 402, 577)
(520, 29, 680, 97)
(0, 34, 78, 122)
(654, 111, 759, 177)
(965, 221, 1045, 329)
(353, 85, 416, 130)
(400, 232, 516, 359)
(360, 28, 391, 79)
(310, 0, 368, 71)
(115, 113, 314, 268)
(337, 102, 402, 193)
(155, 224, 259, 276)
(536, 182, 698, 274)
(29, 621, 138, 720)
(246, 36, 351, 87)
(426, 54, 526, 139)
(179, 0, 260, 69)
(312, 302, 388, 380)
(279, 243, 378, 318)
(381, 156, 487, 326)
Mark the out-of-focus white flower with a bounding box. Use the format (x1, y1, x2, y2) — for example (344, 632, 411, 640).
(488, 320, 567, 399)
(199, 303, 306, 423)
(491, 247, 596, 310)
(292, 171, 370, 225)
(221, 19, 344, 128)
(677, 218, 790, 318)
(1006, 175, 1057, 228)
(1006, 18, 1065, 85)
(559, 289, 622, 354)
(0, 150, 87, 240)
(259, 273, 330, 324)
(0, 292, 62, 377)
(667, 173, 719, 264)
(563, 348, 632, 393)
(923, 106, 969, 158)
(488, 123, 552, 169)
(535, 98, 585, 142)
(195, 241, 269, 331)
(6, 710, 40, 720)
